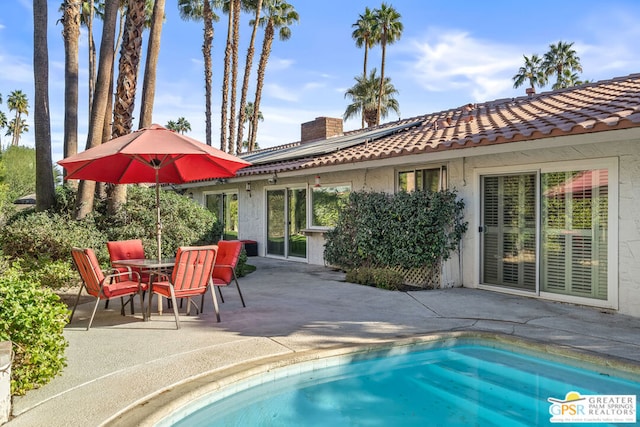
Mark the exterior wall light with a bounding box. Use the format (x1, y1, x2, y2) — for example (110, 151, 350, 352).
(314, 175, 321, 187)
(245, 182, 251, 197)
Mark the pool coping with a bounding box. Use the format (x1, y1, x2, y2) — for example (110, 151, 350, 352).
(104, 331, 640, 427)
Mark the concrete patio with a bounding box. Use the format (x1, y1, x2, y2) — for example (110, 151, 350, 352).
(6, 257, 640, 426)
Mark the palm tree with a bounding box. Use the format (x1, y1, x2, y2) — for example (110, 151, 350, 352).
(236, 0, 263, 154)
(250, 0, 299, 152)
(242, 101, 262, 151)
(351, 7, 378, 128)
(228, 0, 241, 154)
(542, 41, 583, 90)
(166, 119, 178, 132)
(6, 119, 29, 142)
(61, 0, 81, 171)
(512, 54, 546, 94)
(219, 0, 243, 154)
(242, 138, 259, 151)
(110, 0, 146, 214)
(112, 0, 146, 138)
(75, 0, 119, 219)
(0, 111, 7, 150)
(138, 0, 167, 128)
(344, 68, 400, 128)
(373, 3, 402, 126)
(176, 117, 192, 134)
(33, 0, 55, 210)
(7, 90, 29, 147)
(81, 0, 97, 116)
(178, 0, 221, 146)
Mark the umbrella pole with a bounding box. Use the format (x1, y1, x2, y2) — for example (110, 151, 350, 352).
(156, 170, 162, 261)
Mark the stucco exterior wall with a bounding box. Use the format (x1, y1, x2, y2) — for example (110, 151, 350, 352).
(186, 129, 640, 316)
(450, 136, 640, 317)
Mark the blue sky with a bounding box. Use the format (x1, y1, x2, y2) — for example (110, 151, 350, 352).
(1, 0, 640, 162)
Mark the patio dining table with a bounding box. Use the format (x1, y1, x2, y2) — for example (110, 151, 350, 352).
(111, 258, 175, 317)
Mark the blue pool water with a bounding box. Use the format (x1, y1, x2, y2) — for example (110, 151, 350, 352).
(165, 341, 640, 426)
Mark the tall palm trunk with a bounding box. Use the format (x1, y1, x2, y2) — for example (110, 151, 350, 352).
(139, 0, 166, 129)
(33, 0, 55, 211)
(75, 0, 119, 219)
(236, 0, 262, 153)
(84, 0, 96, 117)
(376, 34, 387, 126)
(11, 113, 21, 147)
(362, 43, 368, 129)
(220, 2, 233, 152)
(109, 0, 145, 214)
(229, 0, 241, 154)
(250, 19, 274, 152)
(62, 0, 80, 186)
(203, 0, 214, 146)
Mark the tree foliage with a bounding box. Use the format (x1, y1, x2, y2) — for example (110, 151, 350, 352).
(324, 190, 467, 271)
(0, 264, 69, 396)
(0, 146, 37, 205)
(513, 40, 585, 93)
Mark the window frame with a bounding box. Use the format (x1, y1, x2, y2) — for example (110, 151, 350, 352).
(397, 165, 448, 193)
(474, 157, 618, 309)
(307, 182, 352, 230)
(203, 189, 239, 240)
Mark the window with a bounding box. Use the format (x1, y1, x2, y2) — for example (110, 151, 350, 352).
(311, 185, 351, 228)
(541, 169, 608, 299)
(478, 158, 617, 307)
(398, 166, 447, 192)
(205, 192, 238, 240)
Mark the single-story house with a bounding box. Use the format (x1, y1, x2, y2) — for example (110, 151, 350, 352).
(176, 73, 640, 317)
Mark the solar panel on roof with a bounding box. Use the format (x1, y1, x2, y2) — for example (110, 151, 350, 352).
(242, 120, 422, 165)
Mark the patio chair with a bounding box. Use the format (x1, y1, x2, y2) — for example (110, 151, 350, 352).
(106, 239, 149, 310)
(70, 247, 147, 330)
(211, 240, 246, 308)
(148, 245, 220, 329)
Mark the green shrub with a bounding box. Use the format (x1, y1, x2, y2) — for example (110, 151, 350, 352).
(345, 267, 374, 286)
(346, 267, 404, 290)
(1, 212, 107, 263)
(94, 186, 221, 258)
(325, 190, 467, 271)
(26, 257, 77, 290)
(0, 266, 68, 395)
(372, 268, 404, 290)
(235, 248, 248, 277)
(0, 186, 221, 277)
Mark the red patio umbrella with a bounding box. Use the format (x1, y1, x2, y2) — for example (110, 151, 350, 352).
(58, 124, 251, 260)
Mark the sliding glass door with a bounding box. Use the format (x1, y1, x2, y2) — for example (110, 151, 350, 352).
(266, 187, 307, 259)
(481, 174, 537, 291)
(205, 192, 238, 240)
(541, 169, 608, 299)
(480, 163, 612, 302)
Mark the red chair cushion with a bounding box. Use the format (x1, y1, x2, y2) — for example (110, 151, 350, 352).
(102, 280, 144, 299)
(107, 239, 150, 282)
(212, 240, 242, 285)
(107, 239, 145, 261)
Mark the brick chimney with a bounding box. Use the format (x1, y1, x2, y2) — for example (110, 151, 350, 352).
(301, 117, 343, 143)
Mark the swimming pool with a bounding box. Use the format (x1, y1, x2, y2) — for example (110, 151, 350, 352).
(157, 337, 640, 426)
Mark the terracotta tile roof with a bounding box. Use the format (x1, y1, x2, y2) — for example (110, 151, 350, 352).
(237, 73, 640, 177)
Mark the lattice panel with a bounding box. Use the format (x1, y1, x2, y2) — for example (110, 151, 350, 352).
(393, 262, 442, 289)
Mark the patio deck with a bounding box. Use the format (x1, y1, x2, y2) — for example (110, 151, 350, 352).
(6, 257, 640, 426)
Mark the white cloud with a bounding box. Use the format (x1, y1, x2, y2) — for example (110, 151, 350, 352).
(0, 54, 33, 84)
(402, 29, 521, 102)
(265, 83, 299, 102)
(267, 57, 295, 71)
